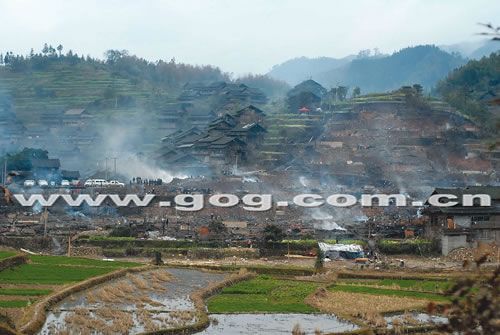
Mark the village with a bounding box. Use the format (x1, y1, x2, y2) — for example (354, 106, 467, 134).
(0, 78, 498, 264)
(0, 24, 498, 332)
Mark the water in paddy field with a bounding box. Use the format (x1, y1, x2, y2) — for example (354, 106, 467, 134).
(39, 267, 360, 334)
(197, 313, 359, 334)
(39, 268, 227, 334)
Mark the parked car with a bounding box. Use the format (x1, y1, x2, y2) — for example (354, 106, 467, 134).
(38, 180, 48, 187)
(61, 180, 70, 187)
(23, 180, 35, 187)
(50, 181, 56, 187)
(108, 180, 125, 187)
(84, 179, 109, 187)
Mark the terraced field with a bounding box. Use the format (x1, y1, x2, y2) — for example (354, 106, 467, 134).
(207, 275, 320, 313)
(0, 251, 17, 261)
(258, 112, 324, 163)
(0, 253, 140, 331)
(0, 63, 175, 124)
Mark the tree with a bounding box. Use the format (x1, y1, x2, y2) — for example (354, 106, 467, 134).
(109, 225, 133, 237)
(42, 43, 49, 55)
(105, 49, 129, 64)
(2, 148, 48, 171)
(314, 245, 324, 273)
(336, 86, 348, 101)
(412, 84, 423, 96)
(208, 216, 227, 242)
(434, 260, 499, 334)
(357, 49, 371, 58)
(352, 86, 361, 98)
(56, 44, 63, 57)
(263, 224, 284, 242)
(48, 45, 56, 56)
(329, 87, 338, 102)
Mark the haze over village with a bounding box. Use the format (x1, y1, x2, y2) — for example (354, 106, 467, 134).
(0, 1, 498, 334)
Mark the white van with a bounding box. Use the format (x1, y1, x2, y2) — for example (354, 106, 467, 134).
(23, 180, 35, 187)
(84, 179, 109, 187)
(108, 180, 125, 187)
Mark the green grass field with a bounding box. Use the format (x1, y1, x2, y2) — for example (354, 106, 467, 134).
(29, 255, 139, 268)
(0, 300, 31, 308)
(207, 275, 320, 313)
(0, 288, 52, 296)
(0, 255, 140, 285)
(0, 252, 17, 260)
(330, 284, 449, 302)
(0, 264, 116, 285)
(337, 278, 452, 293)
(0, 255, 141, 310)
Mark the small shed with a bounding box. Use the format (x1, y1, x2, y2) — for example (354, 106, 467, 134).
(318, 242, 364, 259)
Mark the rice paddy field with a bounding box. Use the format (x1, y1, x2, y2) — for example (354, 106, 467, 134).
(0, 253, 460, 334)
(0, 252, 17, 261)
(207, 275, 320, 313)
(205, 273, 455, 333)
(0, 253, 140, 330)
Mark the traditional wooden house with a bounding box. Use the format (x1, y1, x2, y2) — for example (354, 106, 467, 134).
(424, 186, 500, 255)
(207, 136, 247, 165)
(231, 105, 266, 124)
(228, 123, 267, 144)
(287, 79, 327, 113)
(62, 108, 92, 126)
(30, 158, 61, 179)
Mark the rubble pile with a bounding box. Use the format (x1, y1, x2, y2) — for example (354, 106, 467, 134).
(447, 244, 499, 263)
(70, 246, 103, 257)
(447, 247, 475, 262)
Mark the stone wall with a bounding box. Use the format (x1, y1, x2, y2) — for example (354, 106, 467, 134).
(441, 234, 469, 256)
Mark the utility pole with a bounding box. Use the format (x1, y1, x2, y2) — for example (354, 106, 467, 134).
(2, 158, 7, 186)
(67, 235, 72, 257)
(105, 157, 108, 180)
(42, 207, 48, 237)
(112, 157, 117, 179)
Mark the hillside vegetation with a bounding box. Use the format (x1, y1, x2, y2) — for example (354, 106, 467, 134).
(0, 47, 228, 123)
(267, 45, 467, 94)
(317, 45, 466, 93)
(267, 55, 354, 86)
(436, 51, 499, 130)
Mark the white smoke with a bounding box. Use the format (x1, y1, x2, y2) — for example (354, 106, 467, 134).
(310, 208, 347, 231)
(299, 176, 308, 188)
(114, 154, 187, 183)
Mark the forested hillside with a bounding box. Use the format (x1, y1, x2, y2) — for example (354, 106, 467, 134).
(317, 45, 466, 93)
(267, 56, 354, 86)
(0, 47, 228, 124)
(436, 51, 499, 130)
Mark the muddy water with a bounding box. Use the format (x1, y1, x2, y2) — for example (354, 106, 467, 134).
(39, 268, 359, 335)
(198, 313, 359, 334)
(39, 268, 226, 334)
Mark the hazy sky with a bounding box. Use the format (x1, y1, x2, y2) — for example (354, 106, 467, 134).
(0, 0, 498, 75)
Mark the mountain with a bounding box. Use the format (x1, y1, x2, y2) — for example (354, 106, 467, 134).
(267, 56, 354, 86)
(469, 40, 500, 59)
(316, 45, 467, 93)
(440, 40, 500, 59)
